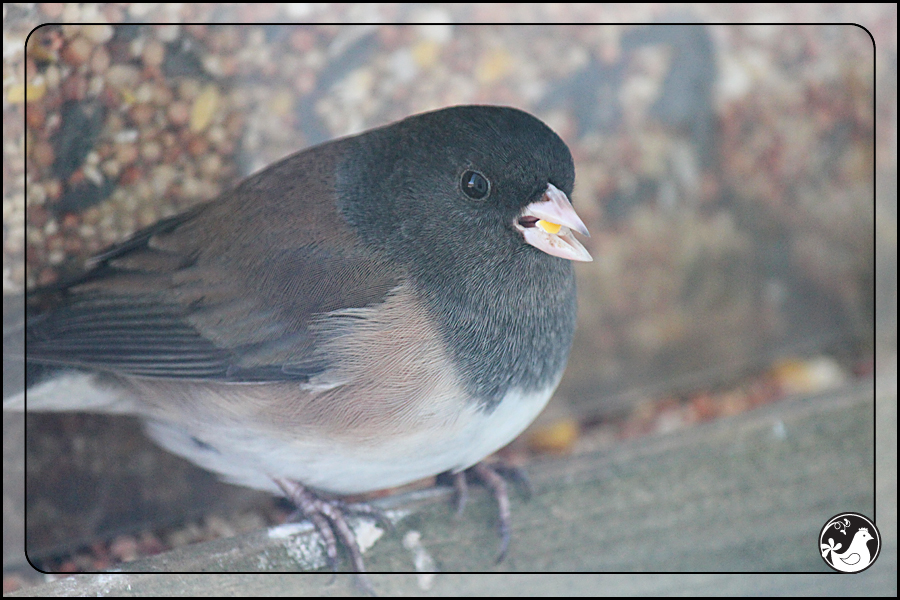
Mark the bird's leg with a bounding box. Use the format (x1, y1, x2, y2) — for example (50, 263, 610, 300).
(470, 463, 512, 563)
(451, 469, 469, 516)
(440, 461, 532, 563)
(489, 462, 534, 500)
(273, 478, 390, 596)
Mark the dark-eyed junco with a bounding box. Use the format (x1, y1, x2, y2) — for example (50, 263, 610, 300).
(22, 105, 591, 579)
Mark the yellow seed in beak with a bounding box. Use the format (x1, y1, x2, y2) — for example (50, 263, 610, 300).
(536, 219, 561, 234)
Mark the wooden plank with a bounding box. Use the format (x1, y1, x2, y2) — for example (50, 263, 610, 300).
(8, 377, 892, 596)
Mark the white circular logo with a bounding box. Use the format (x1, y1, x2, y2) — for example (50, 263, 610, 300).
(819, 512, 881, 573)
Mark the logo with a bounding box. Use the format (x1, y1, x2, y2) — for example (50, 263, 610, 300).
(819, 512, 881, 573)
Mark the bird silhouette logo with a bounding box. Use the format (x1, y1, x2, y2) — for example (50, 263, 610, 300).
(819, 513, 881, 573)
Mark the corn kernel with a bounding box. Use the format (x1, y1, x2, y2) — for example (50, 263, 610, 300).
(536, 219, 561, 234)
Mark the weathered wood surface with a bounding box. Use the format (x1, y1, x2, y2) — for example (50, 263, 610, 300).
(8, 374, 894, 596)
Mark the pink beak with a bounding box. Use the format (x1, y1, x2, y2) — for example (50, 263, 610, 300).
(516, 183, 592, 262)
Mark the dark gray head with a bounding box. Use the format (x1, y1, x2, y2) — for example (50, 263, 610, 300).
(338, 106, 584, 406)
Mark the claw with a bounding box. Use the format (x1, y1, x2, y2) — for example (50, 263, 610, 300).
(274, 478, 380, 595)
(470, 463, 512, 563)
(439, 461, 530, 564)
(452, 471, 469, 517)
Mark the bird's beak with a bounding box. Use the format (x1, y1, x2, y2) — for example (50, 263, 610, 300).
(516, 183, 592, 262)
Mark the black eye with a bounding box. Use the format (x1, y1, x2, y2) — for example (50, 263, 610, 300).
(461, 170, 490, 200)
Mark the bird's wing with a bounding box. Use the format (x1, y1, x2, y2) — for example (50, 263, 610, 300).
(27, 146, 401, 383)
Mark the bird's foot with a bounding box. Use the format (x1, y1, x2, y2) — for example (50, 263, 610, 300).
(274, 478, 392, 596)
(438, 461, 532, 563)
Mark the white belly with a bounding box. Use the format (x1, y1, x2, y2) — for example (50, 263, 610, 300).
(145, 382, 557, 495)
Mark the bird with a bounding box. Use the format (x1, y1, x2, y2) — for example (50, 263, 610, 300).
(822, 527, 875, 572)
(21, 104, 592, 583)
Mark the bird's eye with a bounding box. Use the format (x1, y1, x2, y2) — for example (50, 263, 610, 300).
(460, 170, 490, 200)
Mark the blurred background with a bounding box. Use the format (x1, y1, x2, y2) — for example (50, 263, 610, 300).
(3, 4, 893, 586)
